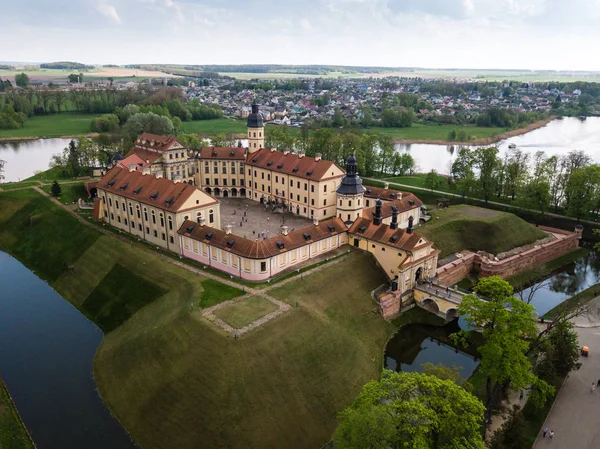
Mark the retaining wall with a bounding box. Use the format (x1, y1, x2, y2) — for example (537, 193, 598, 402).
(436, 226, 581, 285)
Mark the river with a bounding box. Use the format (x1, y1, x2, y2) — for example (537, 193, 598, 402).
(394, 117, 600, 174)
(0, 251, 136, 449)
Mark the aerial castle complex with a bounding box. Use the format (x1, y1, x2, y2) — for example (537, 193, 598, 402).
(92, 102, 438, 294)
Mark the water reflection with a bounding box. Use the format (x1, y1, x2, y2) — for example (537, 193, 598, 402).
(524, 249, 600, 316)
(385, 321, 479, 380)
(0, 138, 72, 183)
(393, 117, 600, 174)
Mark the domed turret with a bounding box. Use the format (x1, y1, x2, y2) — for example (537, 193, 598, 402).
(247, 99, 264, 153)
(336, 155, 366, 224)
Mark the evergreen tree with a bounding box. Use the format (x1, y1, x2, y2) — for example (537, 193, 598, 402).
(50, 180, 62, 197)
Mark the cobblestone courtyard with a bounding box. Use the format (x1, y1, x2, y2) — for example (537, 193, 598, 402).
(218, 197, 313, 240)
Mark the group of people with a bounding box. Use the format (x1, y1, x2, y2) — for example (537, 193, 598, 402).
(542, 427, 554, 439)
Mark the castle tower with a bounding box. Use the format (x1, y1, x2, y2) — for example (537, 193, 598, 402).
(247, 99, 264, 153)
(336, 155, 366, 225)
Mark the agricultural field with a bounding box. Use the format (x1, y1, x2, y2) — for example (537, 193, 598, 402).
(0, 66, 176, 82)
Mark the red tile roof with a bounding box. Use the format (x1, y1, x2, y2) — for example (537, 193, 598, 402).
(364, 186, 407, 201)
(134, 133, 181, 152)
(362, 194, 423, 219)
(348, 217, 428, 252)
(199, 147, 247, 160)
(97, 166, 217, 212)
(246, 148, 344, 181)
(125, 148, 163, 164)
(117, 153, 149, 171)
(178, 217, 346, 259)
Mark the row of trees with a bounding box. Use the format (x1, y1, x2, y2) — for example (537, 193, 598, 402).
(334, 276, 582, 448)
(264, 127, 415, 178)
(449, 147, 600, 220)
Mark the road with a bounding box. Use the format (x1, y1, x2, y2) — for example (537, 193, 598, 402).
(366, 178, 598, 227)
(533, 304, 600, 449)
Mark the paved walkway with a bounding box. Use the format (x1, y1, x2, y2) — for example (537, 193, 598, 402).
(533, 297, 600, 449)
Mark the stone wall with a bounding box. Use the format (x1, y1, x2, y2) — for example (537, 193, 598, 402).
(379, 290, 413, 319)
(436, 226, 581, 285)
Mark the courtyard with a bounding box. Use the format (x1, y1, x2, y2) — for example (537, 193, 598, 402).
(218, 197, 314, 241)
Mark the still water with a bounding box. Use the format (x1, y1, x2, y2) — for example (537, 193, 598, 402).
(0, 138, 71, 183)
(394, 117, 600, 174)
(524, 247, 600, 316)
(384, 319, 480, 379)
(0, 252, 135, 449)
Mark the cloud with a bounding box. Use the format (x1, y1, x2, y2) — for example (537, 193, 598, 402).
(96, 2, 121, 23)
(300, 18, 312, 30)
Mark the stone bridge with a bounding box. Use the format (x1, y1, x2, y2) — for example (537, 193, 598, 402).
(413, 283, 466, 321)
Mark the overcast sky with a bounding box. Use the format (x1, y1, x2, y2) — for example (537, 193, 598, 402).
(2, 0, 598, 70)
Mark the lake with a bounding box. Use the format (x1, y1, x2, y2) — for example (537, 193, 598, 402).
(0, 138, 71, 183)
(394, 117, 600, 174)
(0, 251, 136, 449)
(2, 117, 600, 183)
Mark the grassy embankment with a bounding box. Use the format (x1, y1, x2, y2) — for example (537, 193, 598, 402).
(0, 377, 35, 449)
(0, 188, 433, 449)
(418, 205, 547, 259)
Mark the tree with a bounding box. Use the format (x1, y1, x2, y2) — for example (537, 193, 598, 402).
(535, 321, 580, 386)
(424, 169, 440, 191)
(564, 164, 600, 220)
(54, 89, 66, 112)
(333, 370, 485, 449)
(473, 147, 500, 204)
(15, 73, 29, 88)
(50, 180, 62, 197)
(66, 140, 81, 177)
(124, 112, 174, 138)
(457, 276, 554, 420)
(489, 405, 527, 449)
(91, 114, 120, 132)
(172, 116, 182, 133)
(68, 73, 82, 83)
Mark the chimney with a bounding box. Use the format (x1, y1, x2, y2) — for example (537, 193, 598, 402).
(225, 224, 233, 235)
(142, 166, 151, 175)
(313, 217, 319, 226)
(390, 205, 399, 230)
(128, 164, 137, 173)
(373, 200, 383, 225)
(270, 147, 277, 153)
(199, 217, 207, 227)
(384, 182, 389, 190)
(281, 225, 289, 236)
(283, 150, 290, 156)
(298, 152, 305, 159)
(155, 170, 164, 179)
(315, 153, 322, 162)
(407, 215, 414, 234)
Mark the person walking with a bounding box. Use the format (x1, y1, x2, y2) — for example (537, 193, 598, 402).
(542, 427, 548, 438)
(549, 430, 554, 440)
(592, 382, 596, 393)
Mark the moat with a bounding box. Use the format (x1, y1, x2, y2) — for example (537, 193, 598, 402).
(0, 251, 135, 449)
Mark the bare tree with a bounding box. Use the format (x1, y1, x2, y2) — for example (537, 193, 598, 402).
(0, 159, 5, 181)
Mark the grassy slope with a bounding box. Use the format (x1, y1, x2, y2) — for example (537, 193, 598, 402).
(0, 377, 35, 449)
(40, 182, 88, 204)
(0, 112, 100, 139)
(0, 188, 409, 449)
(366, 123, 508, 141)
(419, 205, 547, 259)
(96, 252, 395, 449)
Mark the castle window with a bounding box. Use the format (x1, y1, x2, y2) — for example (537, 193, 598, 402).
(162, 232, 166, 241)
(259, 132, 262, 137)
(324, 185, 327, 193)
(209, 213, 214, 223)
(323, 199, 326, 206)
(152, 211, 156, 224)
(339, 200, 342, 206)
(348, 201, 352, 207)
(311, 185, 314, 193)
(253, 132, 256, 138)
(304, 183, 307, 191)
(260, 261, 267, 272)
(324, 210, 327, 216)
(311, 199, 314, 206)
(168, 217, 173, 230)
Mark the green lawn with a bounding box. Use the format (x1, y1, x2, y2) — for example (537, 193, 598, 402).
(24, 166, 79, 182)
(365, 123, 508, 142)
(0, 377, 35, 449)
(384, 173, 450, 189)
(0, 188, 433, 449)
(41, 182, 88, 205)
(198, 278, 244, 307)
(213, 296, 279, 328)
(0, 113, 100, 139)
(179, 118, 249, 135)
(0, 181, 40, 191)
(419, 205, 547, 259)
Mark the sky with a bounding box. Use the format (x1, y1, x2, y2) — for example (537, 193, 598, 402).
(2, 0, 600, 70)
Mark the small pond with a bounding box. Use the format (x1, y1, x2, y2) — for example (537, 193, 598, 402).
(0, 251, 136, 449)
(384, 319, 480, 380)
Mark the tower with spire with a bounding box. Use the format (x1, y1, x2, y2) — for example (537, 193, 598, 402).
(336, 155, 366, 224)
(246, 99, 264, 153)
